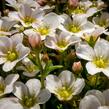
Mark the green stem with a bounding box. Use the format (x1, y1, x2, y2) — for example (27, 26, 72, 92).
(36, 52, 45, 109)
(36, 52, 45, 88)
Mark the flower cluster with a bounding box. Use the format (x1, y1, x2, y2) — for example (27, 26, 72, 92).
(0, 0, 109, 109)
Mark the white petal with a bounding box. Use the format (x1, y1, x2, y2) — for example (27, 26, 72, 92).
(31, 104, 40, 109)
(81, 21, 95, 33)
(59, 70, 75, 86)
(43, 12, 60, 29)
(73, 78, 85, 95)
(102, 67, 109, 77)
(103, 89, 109, 106)
(0, 97, 23, 109)
(26, 79, 41, 97)
(45, 75, 62, 94)
(0, 36, 12, 52)
(3, 61, 18, 72)
(86, 7, 98, 17)
(86, 90, 105, 105)
(86, 62, 101, 75)
(23, 71, 39, 77)
(37, 89, 51, 104)
(79, 95, 101, 109)
(16, 44, 30, 60)
(4, 74, 19, 94)
(0, 58, 7, 64)
(94, 39, 109, 59)
(11, 33, 23, 46)
(13, 82, 28, 100)
(98, 106, 109, 109)
(19, 4, 32, 18)
(76, 42, 95, 61)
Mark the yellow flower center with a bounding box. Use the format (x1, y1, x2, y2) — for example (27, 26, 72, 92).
(98, 20, 107, 27)
(7, 51, 17, 61)
(57, 86, 72, 101)
(67, 24, 80, 33)
(35, 26, 50, 36)
(68, 7, 85, 14)
(22, 96, 36, 108)
(94, 57, 108, 68)
(57, 39, 68, 48)
(23, 16, 35, 25)
(0, 84, 5, 94)
(26, 65, 38, 73)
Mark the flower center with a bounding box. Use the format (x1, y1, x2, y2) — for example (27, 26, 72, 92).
(57, 86, 72, 101)
(69, 7, 85, 14)
(35, 26, 50, 36)
(57, 39, 68, 48)
(98, 20, 107, 27)
(94, 57, 108, 68)
(23, 16, 35, 25)
(0, 84, 5, 94)
(7, 51, 17, 61)
(26, 65, 38, 73)
(67, 24, 80, 33)
(22, 96, 36, 108)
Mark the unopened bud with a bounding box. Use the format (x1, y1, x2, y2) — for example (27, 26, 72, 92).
(72, 61, 83, 73)
(68, 0, 79, 8)
(42, 53, 49, 62)
(37, 0, 47, 6)
(28, 33, 41, 48)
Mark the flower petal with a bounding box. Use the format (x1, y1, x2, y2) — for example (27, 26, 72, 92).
(0, 97, 23, 109)
(79, 95, 101, 109)
(45, 75, 62, 94)
(73, 78, 85, 95)
(37, 89, 51, 104)
(103, 89, 109, 106)
(4, 74, 19, 94)
(76, 42, 95, 61)
(3, 61, 18, 72)
(13, 82, 28, 100)
(59, 70, 75, 86)
(86, 90, 105, 105)
(86, 62, 101, 75)
(26, 79, 41, 97)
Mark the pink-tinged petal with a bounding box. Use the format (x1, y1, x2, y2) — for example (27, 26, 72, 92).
(4, 74, 19, 94)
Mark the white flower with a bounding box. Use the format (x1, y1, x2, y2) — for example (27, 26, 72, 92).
(0, 74, 19, 97)
(44, 31, 80, 51)
(17, 58, 40, 77)
(59, 14, 95, 37)
(0, 34, 30, 72)
(6, 0, 40, 10)
(79, 89, 109, 109)
(0, 18, 16, 36)
(9, 4, 44, 27)
(93, 12, 109, 35)
(69, 0, 98, 17)
(45, 70, 85, 101)
(12, 79, 51, 109)
(24, 12, 60, 40)
(82, 28, 104, 44)
(76, 38, 109, 77)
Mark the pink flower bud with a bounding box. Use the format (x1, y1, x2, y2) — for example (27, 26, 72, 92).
(36, 0, 47, 6)
(68, 0, 79, 8)
(28, 33, 41, 48)
(72, 61, 83, 73)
